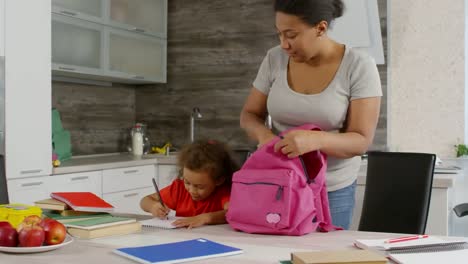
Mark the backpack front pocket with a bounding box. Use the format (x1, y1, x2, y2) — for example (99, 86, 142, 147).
(228, 169, 293, 230)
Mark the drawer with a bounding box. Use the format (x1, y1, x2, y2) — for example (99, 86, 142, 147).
(48, 171, 102, 197)
(103, 187, 153, 215)
(7, 177, 50, 205)
(102, 165, 155, 194)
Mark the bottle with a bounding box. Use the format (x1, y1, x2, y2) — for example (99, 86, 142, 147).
(132, 125, 144, 156)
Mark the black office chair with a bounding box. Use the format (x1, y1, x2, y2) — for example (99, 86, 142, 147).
(358, 151, 436, 234)
(0, 155, 9, 204)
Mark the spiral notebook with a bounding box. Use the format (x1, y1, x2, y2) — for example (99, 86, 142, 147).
(389, 248, 468, 264)
(354, 236, 468, 253)
(114, 238, 243, 264)
(139, 210, 183, 229)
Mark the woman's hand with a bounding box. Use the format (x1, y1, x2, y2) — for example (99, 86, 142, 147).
(171, 214, 210, 229)
(149, 203, 170, 219)
(274, 130, 324, 158)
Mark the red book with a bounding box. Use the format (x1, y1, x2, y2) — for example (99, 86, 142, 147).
(50, 192, 114, 213)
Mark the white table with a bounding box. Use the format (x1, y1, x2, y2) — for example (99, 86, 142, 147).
(0, 225, 407, 264)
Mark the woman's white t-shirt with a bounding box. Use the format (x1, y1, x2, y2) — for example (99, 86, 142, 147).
(253, 45, 382, 191)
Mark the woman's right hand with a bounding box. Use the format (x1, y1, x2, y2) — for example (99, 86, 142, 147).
(150, 203, 170, 219)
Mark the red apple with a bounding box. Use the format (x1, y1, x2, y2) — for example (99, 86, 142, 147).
(16, 215, 42, 232)
(0, 221, 13, 229)
(0, 225, 18, 247)
(18, 225, 45, 247)
(40, 218, 66, 245)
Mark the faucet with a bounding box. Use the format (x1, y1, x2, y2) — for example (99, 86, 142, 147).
(190, 107, 202, 142)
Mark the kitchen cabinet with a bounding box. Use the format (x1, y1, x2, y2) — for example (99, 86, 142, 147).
(47, 171, 103, 197)
(103, 187, 152, 215)
(108, 28, 166, 82)
(51, 0, 167, 84)
(108, 0, 167, 38)
(52, 0, 104, 24)
(102, 165, 156, 214)
(52, 14, 104, 73)
(0, 0, 4, 57)
(157, 164, 179, 189)
(7, 177, 51, 205)
(4, 0, 52, 179)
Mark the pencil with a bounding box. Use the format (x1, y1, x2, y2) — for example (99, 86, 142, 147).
(152, 178, 168, 219)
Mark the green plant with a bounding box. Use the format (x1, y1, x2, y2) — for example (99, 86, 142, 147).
(455, 144, 468, 157)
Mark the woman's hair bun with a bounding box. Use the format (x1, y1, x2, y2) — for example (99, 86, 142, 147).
(332, 0, 344, 19)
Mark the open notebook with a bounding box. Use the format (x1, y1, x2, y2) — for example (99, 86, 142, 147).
(354, 236, 468, 253)
(389, 248, 468, 264)
(139, 210, 183, 229)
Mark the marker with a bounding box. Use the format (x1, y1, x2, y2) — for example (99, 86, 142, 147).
(384, 235, 429, 244)
(152, 178, 168, 219)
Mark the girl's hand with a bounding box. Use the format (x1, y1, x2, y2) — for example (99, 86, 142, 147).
(149, 203, 170, 219)
(171, 214, 210, 229)
(274, 130, 323, 158)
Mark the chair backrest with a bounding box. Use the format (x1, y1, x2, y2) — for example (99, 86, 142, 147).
(358, 151, 436, 234)
(0, 155, 9, 204)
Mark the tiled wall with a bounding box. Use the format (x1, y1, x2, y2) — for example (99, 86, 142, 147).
(53, 0, 387, 155)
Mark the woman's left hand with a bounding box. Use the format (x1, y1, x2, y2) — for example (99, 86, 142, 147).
(274, 130, 323, 158)
(171, 214, 209, 229)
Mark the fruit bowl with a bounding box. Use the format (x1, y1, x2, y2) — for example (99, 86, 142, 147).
(0, 234, 73, 253)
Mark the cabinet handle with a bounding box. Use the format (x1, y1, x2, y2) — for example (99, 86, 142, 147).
(21, 181, 44, 187)
(124, 192, 138, 198)
(20, 169, 42, 175)
(124, 170, 139, 174)
(60, 10, 77, 16)
(59, 66, 76, 71)
(131, 27, 146, 33)
(133, 76, 145, 80)
(71, 176, 89, 181)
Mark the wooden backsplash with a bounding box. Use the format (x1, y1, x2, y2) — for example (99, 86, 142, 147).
(53, 0, 387, 155)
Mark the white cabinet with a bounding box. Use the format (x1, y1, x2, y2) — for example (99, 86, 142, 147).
(108, 0, 167, 38)
(103, 187, 152, 215)
(7, 177, 51, 205)
(4, 0, 51, 179)
(102, 165, 156, 214)
(52, 0, 104, 23)
(47, 171, 103, 197)
(52, 14, 104, 73)
(157, 164, 179, 189)
(0, 0, 4, 57)
(108, 28, 166, 82)
(52, 0, 167, 84)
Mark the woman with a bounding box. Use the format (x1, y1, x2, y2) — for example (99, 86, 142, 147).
(240, 0, 382, 229)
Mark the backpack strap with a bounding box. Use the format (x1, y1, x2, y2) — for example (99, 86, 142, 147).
(279, 136, 313, 184)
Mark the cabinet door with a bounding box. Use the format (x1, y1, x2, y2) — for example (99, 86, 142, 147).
(103, 187, 153, 215)
(7, 177, 50, 205)
(107, 28, 166, 83)
(52, 0, 104, 24)
(52, 14, 104, 74)
(48, 171, 103, 197)
(157, 164, 178, 189)
(108, 0, 167, 38)
(102, 165, 155, 194)
(4, 0, 51, 179)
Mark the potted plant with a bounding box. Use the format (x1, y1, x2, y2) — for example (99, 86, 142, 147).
(455, 144, 468, 157)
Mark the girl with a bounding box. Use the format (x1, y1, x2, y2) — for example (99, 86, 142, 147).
(140, 139, 239, 229)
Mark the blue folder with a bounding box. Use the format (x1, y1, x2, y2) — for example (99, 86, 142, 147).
(113, 238, 243, 264)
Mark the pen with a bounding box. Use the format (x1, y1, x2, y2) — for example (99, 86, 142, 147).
(384, 235, 429, 244)
(152, 178, 168, 219)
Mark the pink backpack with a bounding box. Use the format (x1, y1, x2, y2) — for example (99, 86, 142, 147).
(226, 124, 340, 236)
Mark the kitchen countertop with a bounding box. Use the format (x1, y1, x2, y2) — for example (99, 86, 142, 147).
(53, 154, 458, 188)
(52, 153, 177, 175)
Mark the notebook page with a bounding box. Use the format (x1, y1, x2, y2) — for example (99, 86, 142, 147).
(355, 237, 467, 251)
(139, 210, 183, 229)
(389, 248, 468, 264)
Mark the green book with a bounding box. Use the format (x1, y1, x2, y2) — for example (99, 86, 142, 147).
(43, 210, 110, 223)
(64, 216, 137, 230)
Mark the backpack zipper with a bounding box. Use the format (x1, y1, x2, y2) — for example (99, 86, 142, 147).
(238, 182, 284, 200)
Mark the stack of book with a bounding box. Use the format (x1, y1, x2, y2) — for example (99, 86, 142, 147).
(35, 192, 141, 239)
